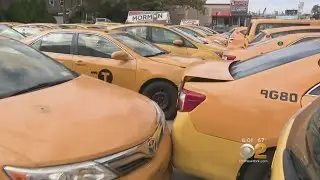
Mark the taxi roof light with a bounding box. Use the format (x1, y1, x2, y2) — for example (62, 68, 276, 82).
(178, 89, 206, 112)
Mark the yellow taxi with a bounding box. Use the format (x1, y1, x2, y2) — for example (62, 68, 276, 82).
(0, 36, 171, 180)
(109, 24, 224, 60)
(22, 29, 203, 119)
(172, 40, 320, 180)
(227, 27, 247, 49)
(246, 19, 320, 44)
(248, 26, 320, 46)
(224, 33, 320, 61)
(172, 25, 228, 46)
(271, 97, 320, 180)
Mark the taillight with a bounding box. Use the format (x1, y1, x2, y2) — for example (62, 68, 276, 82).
(178, 89, 206, 112)
(223, 55, 236, 61)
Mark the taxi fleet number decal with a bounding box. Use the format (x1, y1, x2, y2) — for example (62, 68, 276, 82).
(261, 90, 298, 103)
(98, 69, 113, 83)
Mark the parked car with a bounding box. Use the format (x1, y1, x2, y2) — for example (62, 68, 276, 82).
(23, 29, 203, 119)
(270, 97, 320, 180)
(248, 26, 320, 47)
(0, 36, 172, 180)
(224, 33, 320, 60)
(109, 24, 224, 60)
(172, 40, 320, 180)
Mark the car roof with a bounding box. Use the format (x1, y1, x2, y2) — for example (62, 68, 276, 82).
(261, 26, 320, 34)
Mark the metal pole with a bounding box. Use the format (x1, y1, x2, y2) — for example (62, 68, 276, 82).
(63, 0, 66, 23)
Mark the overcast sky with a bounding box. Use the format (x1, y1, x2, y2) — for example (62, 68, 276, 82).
(206, 0, 318, 13)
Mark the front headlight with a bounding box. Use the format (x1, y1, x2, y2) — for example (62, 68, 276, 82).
(4, 161, 117, 180)
(152, 101, 166, 132)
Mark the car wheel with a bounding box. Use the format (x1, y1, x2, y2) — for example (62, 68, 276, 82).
(141, 81, 177, 120)
(238, 149, 275, 180)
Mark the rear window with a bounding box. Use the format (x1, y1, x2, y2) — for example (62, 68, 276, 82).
(251, 32, 266, 44)
(271, 29, 320, 38)
(255, 23, 309, 35)
(230, 40, 320, 79)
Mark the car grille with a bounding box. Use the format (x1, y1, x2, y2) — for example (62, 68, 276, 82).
(115, 157, 150, 175)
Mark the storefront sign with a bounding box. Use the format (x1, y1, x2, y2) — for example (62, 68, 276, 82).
(230, 0, 249, 12)
(126, 11, 170, 24)
(180, 19, 200, 26)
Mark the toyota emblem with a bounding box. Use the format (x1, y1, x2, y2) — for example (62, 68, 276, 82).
(148, 138, 157, 154)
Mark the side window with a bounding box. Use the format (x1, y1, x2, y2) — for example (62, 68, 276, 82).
(308, 84, 320, 96)
(32, 33, 73, 54)
(292, 37, 320, 45)
(126, 27, 147, 39)
(151, 27, 182, 45)
(77, 33, 121, 58)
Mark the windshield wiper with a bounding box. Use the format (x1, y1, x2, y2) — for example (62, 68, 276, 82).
(1, 78, 73, 99)
(144, 51, 168, 57)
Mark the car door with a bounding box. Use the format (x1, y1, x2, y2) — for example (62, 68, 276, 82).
(149, 27, 189, 56)
(31, 32, 75, 70)
(73, 33, 136, 90)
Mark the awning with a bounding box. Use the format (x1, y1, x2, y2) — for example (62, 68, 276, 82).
(212, 11, 231, 17)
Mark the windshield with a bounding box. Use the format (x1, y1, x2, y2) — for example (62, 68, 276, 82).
(0, 25, 25, 40)
(230, 40, 320, 79)
(111, 33, 167, 57)
(176, 26, 204, 38)
(191, 26, 213, 36)
(0, 38, 77, 99)
(251, 31, 266, 44)
(170, 27, 205, 44)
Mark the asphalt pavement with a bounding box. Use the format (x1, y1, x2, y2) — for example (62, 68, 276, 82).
(167, 121, 202, 180)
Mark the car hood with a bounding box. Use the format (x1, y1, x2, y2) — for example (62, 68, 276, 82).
(184, 61, 234, 81)
(0, 75, 157, 167)
(148, 54, 202, 68)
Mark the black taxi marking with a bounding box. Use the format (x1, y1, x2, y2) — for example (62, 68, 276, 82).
(261, 89, 298, 103)
(91, 71, 98, 75)
(98, 69, 113, 83)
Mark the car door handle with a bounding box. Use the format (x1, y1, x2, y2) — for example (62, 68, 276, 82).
(75, 60, 86, 66)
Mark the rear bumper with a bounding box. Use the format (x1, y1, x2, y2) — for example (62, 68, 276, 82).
(172, 112, 243, 180)
(120, 127, 172, 180)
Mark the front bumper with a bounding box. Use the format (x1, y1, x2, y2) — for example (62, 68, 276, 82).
(172, 112, 243, 180)
(120, 127, 172, 180)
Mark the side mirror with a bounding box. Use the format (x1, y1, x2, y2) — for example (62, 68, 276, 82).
(111, 51, 130, 61)
(173, 39, 183, 46)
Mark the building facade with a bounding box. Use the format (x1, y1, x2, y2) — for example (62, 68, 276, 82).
(169, 2, 251, 31)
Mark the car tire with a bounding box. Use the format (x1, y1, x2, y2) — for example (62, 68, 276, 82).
(141, 81, 177, 120)
(238, 149, 275, 180)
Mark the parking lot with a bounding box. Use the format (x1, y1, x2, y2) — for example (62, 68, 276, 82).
(0, 0, 320, 179)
